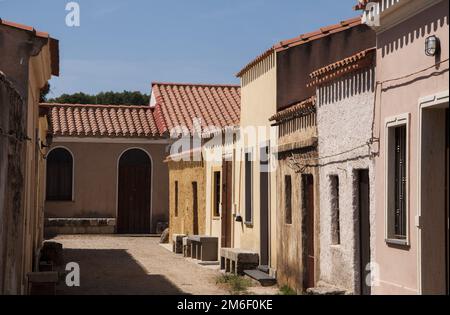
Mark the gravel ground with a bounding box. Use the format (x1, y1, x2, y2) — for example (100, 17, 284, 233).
(53, 235, 228, 295)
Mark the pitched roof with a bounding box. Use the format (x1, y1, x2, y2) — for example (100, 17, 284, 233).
(151, 82, 241, 137)
(308, 48, 376, 87)
(41, 103, 161, 138)
(0, 18, 59, 76)
(236, 47, 275, 78)
(269, 97, 316, 123)
(236, 17, 362, 77)
(274, 17, 362, 52)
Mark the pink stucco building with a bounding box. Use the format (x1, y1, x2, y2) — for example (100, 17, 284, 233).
(359, 0, 449, 294)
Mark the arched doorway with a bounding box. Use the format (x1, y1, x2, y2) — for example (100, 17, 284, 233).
(117, 149, 152, 234)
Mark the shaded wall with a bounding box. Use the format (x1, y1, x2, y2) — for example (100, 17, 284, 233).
(277, 24, 375, 110)
(0, 24, 53, 294)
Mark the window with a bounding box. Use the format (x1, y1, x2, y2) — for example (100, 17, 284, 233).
(174, 181, 179, 217)
(330, 175, 341, 245)
(387, 121, 408, 243)
(46, 148, 73, 201)
(285, 175, 292, 224)
(245, 151, 253, 224)
(192, 182, 199, 235)
(213, 171, 221, 217)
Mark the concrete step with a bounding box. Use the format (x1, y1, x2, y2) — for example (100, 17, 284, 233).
(244, 269, 277, 287)
(257, 265, 270, 274)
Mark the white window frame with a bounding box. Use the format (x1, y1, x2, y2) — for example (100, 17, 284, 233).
(384, 113, 410, 246)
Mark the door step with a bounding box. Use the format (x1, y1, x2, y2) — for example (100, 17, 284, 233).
(244, 269, 276, 287)
(257, 265, 270, 274)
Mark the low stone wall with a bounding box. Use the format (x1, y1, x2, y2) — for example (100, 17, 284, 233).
(45, 218, 116, 235)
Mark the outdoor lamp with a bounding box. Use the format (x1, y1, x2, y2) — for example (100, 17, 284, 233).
(235, 215, 243, 223)
(425, 35, 440, 57)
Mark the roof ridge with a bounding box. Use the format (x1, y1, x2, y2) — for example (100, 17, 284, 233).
(151, 81, 240, 88)
(40, 103, 152, 109)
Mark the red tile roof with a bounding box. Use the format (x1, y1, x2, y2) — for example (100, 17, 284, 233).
(41, 104, 161, 138)
(269, 97, 316, 123)
(308, 48, 376, 87)
(151, 82, 241, 137)
(0, 18, 59, 76)
(236, 17, 362, 77)
(275, 17, 362, 52)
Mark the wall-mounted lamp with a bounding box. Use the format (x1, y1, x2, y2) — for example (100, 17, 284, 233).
(40, 133, 54, 149)
(425, 35, 440, 57)
(235, 215, 243, 223)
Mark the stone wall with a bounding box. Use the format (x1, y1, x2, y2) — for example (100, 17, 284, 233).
(316, 67, 376, 293)
(275, 110, 320, 293)
(168, 160, 206, 242)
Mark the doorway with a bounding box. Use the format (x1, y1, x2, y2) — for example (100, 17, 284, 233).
(192, 182, 199, 235)
(358, 169, 371, 295)
(221, 161, 232, 248)
(420, 102, 448, 294)
(117, 149, 151, 234)
(260, 147, 270, 267)
(302, 174, 315, 290)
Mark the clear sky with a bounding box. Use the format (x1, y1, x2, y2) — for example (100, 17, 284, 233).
(1, 0, 359, 97)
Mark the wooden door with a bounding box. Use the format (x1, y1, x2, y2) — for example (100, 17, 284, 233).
(221, 161, 232, 247)
(358, 170, 371, 295)
(117, 149, 151, 234)
(260, 151, 270, 267)
(302, 174, 315, 290)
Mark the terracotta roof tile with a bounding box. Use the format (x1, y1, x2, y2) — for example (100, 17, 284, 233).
(151, 82, 241, 137)
(41, 103, 161, 138)
(236, 17, 362, 77)
(269, 97, 316, 123)
(275, 17, 362, 52)
(308, 48, 376, 87)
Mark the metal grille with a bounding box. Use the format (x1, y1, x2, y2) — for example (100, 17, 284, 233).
(394, 125, 407, 239)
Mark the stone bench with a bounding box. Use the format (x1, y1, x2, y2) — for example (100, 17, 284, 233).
(187, 236, 219, 262)
(172, 234, 187, 254)
(220, 248, 259, 276)
(183, 237, 192, 257)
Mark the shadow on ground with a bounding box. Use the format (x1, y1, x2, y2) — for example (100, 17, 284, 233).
(57, 248, 186, 295)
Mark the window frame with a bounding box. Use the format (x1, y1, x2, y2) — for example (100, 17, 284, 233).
(385, 113, 410, 246)
(45, 146, 75, 202)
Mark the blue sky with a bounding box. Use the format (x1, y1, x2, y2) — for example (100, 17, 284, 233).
(1, 0, 358, 97)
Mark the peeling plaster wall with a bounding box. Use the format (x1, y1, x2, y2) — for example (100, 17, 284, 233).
(316, 67, 376, 293)
(168, 160, 206, 242)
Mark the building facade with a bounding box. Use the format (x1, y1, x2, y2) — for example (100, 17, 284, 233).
(229, 50, 278, 274)
(359, 0, 449, 295)
(149, 82, 241, 245)
(42, 104, 170, 235)
(313, 48, 376, 294)
(0, 20, 59, 294)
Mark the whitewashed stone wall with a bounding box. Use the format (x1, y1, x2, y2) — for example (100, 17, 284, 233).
(316, 67, 376, 293)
